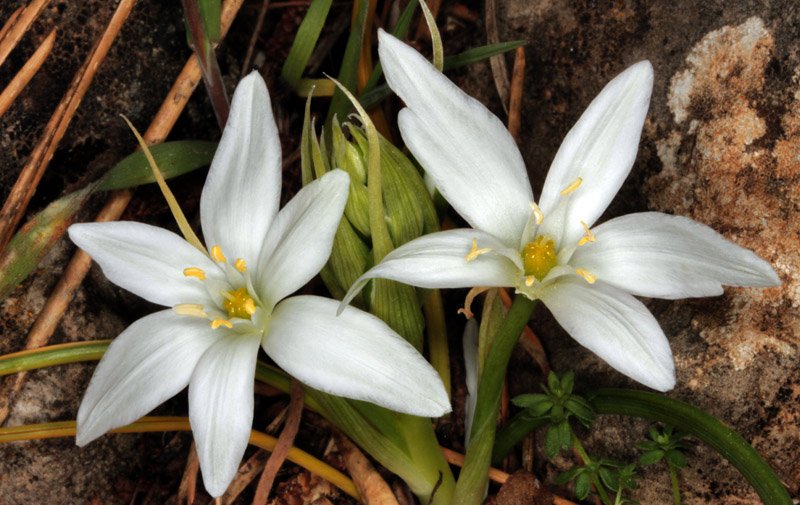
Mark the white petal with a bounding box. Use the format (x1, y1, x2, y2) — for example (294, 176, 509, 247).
(378, 30, 533, 246)
(538, 61, 653, 245)
(569, 212, 780, 299)
(340, 229, 521, 308)
(76, 310, 221, 446)
(265, 296, 451, 417)
(539, 278, 675, 391)
(201, 72, 282, 264)
(256, 170, 349, 308)
(189, 334, 261, 497)
(69, 222, 220, 307)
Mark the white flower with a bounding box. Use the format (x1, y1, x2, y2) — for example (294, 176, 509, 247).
(342, 31, 780, 392)
(69, 72, 450, 497)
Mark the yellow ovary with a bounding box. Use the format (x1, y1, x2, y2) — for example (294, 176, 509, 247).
(521, 235, 558, 281)
(222, 287, 257, 319)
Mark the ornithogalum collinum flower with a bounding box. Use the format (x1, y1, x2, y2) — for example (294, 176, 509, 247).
(343, 31, 780, 392)
(69, 72, 449, 497)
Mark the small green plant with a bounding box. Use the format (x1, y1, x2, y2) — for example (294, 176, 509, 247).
(638, 425, 690, 505)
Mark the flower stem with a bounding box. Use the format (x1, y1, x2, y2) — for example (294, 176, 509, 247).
(424, 289, 451, 398)
(452, 294, 535, 504)
(572, 435, 612, 505)
(668, 463, 682, 505)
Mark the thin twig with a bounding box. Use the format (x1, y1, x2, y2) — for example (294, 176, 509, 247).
(0, 29, 56, 119)
(177, 443, 200, 505)
(252, 380, 305, 505)
(0, 7, 23, 46)
(0, 0, 50, 68)
(0, 0, 137, 251)
(507, 47, 525, 143)
(241, 0, 270, 72)
(484, 0, 510, 113)
(0, 0, 246, 426)
(440, 447, 509, 485)
(338, 435, 399, 505)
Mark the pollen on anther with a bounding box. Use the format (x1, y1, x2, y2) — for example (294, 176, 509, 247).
(575, 268, 597, 284)
(183, 267, 206, 280)
(525, 275, 536, 286)
(211, 245, 227, 263)
(560, 177, 583, 196)
(234, 258, 247, 272)
(530, 202, 544, 225)
(211, 318, 233, 329)
(578, 221, 596, 246)
(465, 239, 491, 262)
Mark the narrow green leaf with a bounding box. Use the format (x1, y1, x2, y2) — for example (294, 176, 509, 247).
(281, 0, 334, 87)
(665, 449, 687, 469)
(325, 0, 369, 124)
(575, 472, 591, 500)
(97, 141, 217, 191)
(545, 425, 560, 458)
(197, 0, 221, 42)
(362, 0, 419, 93)
(639, 449, 665, 466)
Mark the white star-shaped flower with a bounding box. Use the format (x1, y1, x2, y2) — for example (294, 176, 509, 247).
(342, 31, 780, 392)
(69, 72, 449, 497)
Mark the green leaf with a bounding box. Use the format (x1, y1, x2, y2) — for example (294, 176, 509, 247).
(638, 449, 665, 466)
(557, 419, 572, 451)
(544, 425, 560, 458)
(554, 467, 581, 485)
(0, 185, 95, 302)
(197, 0, 221, 42)
(598, 466, 619, 490)
(560, 371, 575, 395)
(547, 371, 560, 392)
(97, 141, 217, 191)
(511, 393, 548, 408)
(326, 0, 369, 124)
(442, 40, 526, 70)
(281, 0, 334, 87)
(574, 472, 591, 500)
(565, 396, 595, 425)
(666, 449, 687, 468)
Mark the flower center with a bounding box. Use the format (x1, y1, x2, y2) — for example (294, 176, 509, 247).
(222, 287, 256, 319)
(522, 235, 558, 281)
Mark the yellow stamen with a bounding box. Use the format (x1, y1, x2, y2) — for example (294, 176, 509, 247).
(525, 275, 536, 287)
(575, 268, 597, 284)
(234, 258, 247, 272)
(578, 221, 596, 246)
(222, 287, 257, 319)
(522, 235, 558, 281)
(183, 267, 206, 280)
(174, 304, 208, 318)
(531, 202, 544, 225)
(560, 177, 583, 196)
(211, 245, 227, 263)
(465, 239, 492, 262)
(211, 318, 233, 329)
(457, 286, 491, 319)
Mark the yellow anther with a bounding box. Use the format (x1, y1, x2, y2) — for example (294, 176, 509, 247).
(222, 287, 257, 319)
(525, 275, 536, 287)
(465, 239, 492, 262)
(183, 267, 206, 280)
(578, 221, 596, 246)
(234, 258, 247, 272)
(530, 202, 544, 225)
(522, 235, 558, 281)
(211, 245, 227, 263)
(560, 177, 583, 196)
(575, 268, 597, 284)
(211, 318, 233, 329)
(174, 304, 208, 318)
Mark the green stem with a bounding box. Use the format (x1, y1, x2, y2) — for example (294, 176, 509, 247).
(668, 463, 681, 505)
(423, 289, 451, 398)
(452, 295, 535, 505)
(589, 388, 792, 505)
(572, 435, 612, 505)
